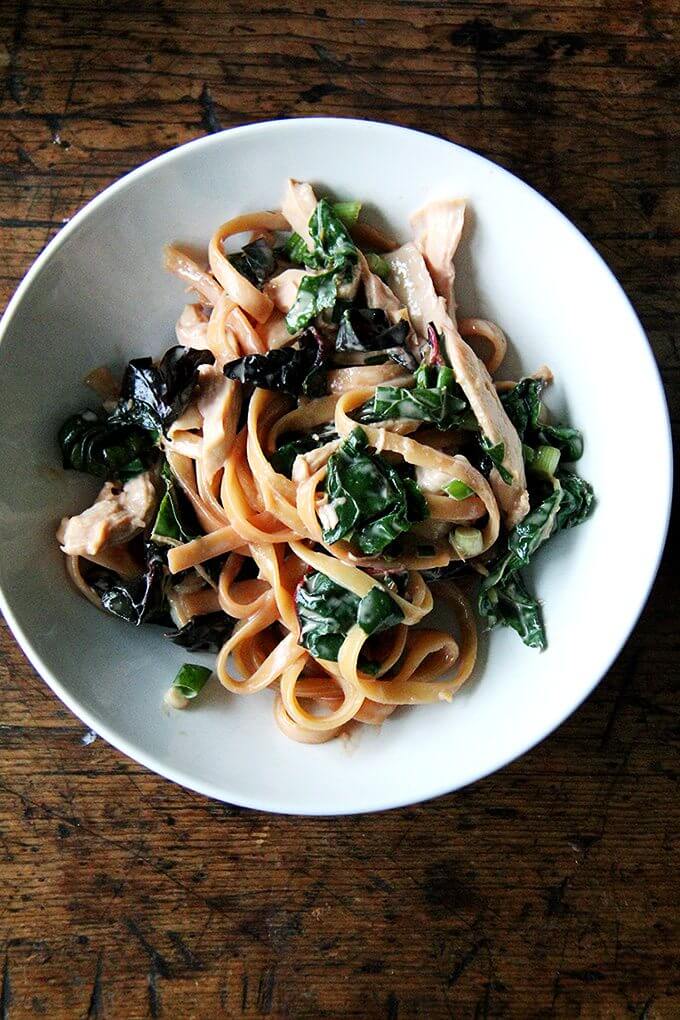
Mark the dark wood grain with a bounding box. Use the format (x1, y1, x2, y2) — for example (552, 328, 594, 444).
(0, 1, 678, 1016)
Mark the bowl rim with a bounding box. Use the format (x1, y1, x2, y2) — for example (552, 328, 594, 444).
(0, 116, 673, 815)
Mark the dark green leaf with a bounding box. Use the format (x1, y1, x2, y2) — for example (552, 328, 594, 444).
(501, 378, 584, 462)
(508, 485, 562, 565)
(111, 346, 213, 435)
(356, 587, 403, 635)
(58, 410, 157, 481)
(295, 569, 404, 665)
(223, 328, 329, 397)
(539, 424, 584, 462)
(285, 267, 339, 332)
(335, 308, 415, 370)
(479, 438, 513, 485)
(479, 568, 546, 650)
(151, 461, 200, 546)
(228, 238, 276, 287)
(270, 423, 338, 478)
(285, 199, 359, 332)
(322, 427, 428, 554)
(555, 470, 594, 530)
(363, 384, 469, 430)
(91, 542, 167, 626)
(165, 612, 234, 652)
(479, 469, 593, 650)
(500, 378, 543, 438)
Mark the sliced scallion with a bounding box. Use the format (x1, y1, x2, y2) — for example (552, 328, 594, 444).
(450, 526, 483, 559)
(332, 200, 362, 227)
(530, 444, 561, 479)
(436, 365, 455, 389)
(443, 479, 474, 500)
(172, 663, 213, 700)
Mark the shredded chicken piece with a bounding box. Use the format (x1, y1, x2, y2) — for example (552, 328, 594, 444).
(411, 199, 465, 317)
(415, 464, 453, 493)
(359, 252, 402, 319)
(175, 303, 210, 350)
(57, 472, 157, 557)
(197, 365, 239, 480)
(385, 242, 529, 527)
(291, 442, 339, 484)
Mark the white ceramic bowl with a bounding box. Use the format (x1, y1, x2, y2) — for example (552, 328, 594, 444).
(0, 118, 671, 815)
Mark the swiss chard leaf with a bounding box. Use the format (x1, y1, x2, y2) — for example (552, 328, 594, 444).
(285, 267, 340, 333)
(321, 427, 428, 555)
(478, 468, 594, 649)
(501, 378, 584, 463)
(165, 612, 234, 652)
(228, 238, 276, 287)
(270, 422, 338, 478)
(500, 378, 542, 438)
(508, 485, 563, 565)
(58, 410, 157, 481)
(363, 383, 469, 429)
(479, 438, 514, 485)
(335, 308, 415, 370)
(151, 461, 200, 547)
(539, 424, 584, 463)
(285, 199, 359, 332)
(91, 542, 167, 626)
(111, 346, 213, 435)
(223, 327, 329, 397)
(555, 469, 594, 530)
(479, 569, 546, 650)
(295, 569, 403, 667)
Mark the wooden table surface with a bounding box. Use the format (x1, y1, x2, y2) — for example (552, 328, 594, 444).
(0, 1, 678, 1017)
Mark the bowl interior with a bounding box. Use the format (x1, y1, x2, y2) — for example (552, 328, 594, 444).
(0, 119, 671, 813)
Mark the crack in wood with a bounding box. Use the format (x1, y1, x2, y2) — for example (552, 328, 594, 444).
(85, 951, 104, 1020)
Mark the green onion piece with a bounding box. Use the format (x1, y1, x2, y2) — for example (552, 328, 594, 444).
(444, 479, 474, 500)
(285, 231, 311, 265)
(365, 252, 390, 280)
(450, 526, 483, 559)
(332, 201, 362, 227)
(172, 663, 212, 700)
(414, 362, 433, 388)
(522, 443, 536, 465)
(436, 365, 455, 389)
(531, 444, 561, 479)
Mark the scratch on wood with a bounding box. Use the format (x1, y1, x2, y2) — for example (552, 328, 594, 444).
(199, 83, 221, 134)
(125, 919, 171, 979)
(387, 991, 399, 1020)
(0, 953, 9, 1020)
(7, 0, 30, 105)
(241, 973, 248, 1013)
(448, 940, 484, 987)
(600, 652, 638, 748)
(256, 966, 276, 1014)
(85, 952, 104, 1020)
(147, 960, 161, 1020)
(167, 931, 203, 971)
(474, 980, 491, 1019)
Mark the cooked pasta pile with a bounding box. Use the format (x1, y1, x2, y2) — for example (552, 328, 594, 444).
(56, 180, 593, 743)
